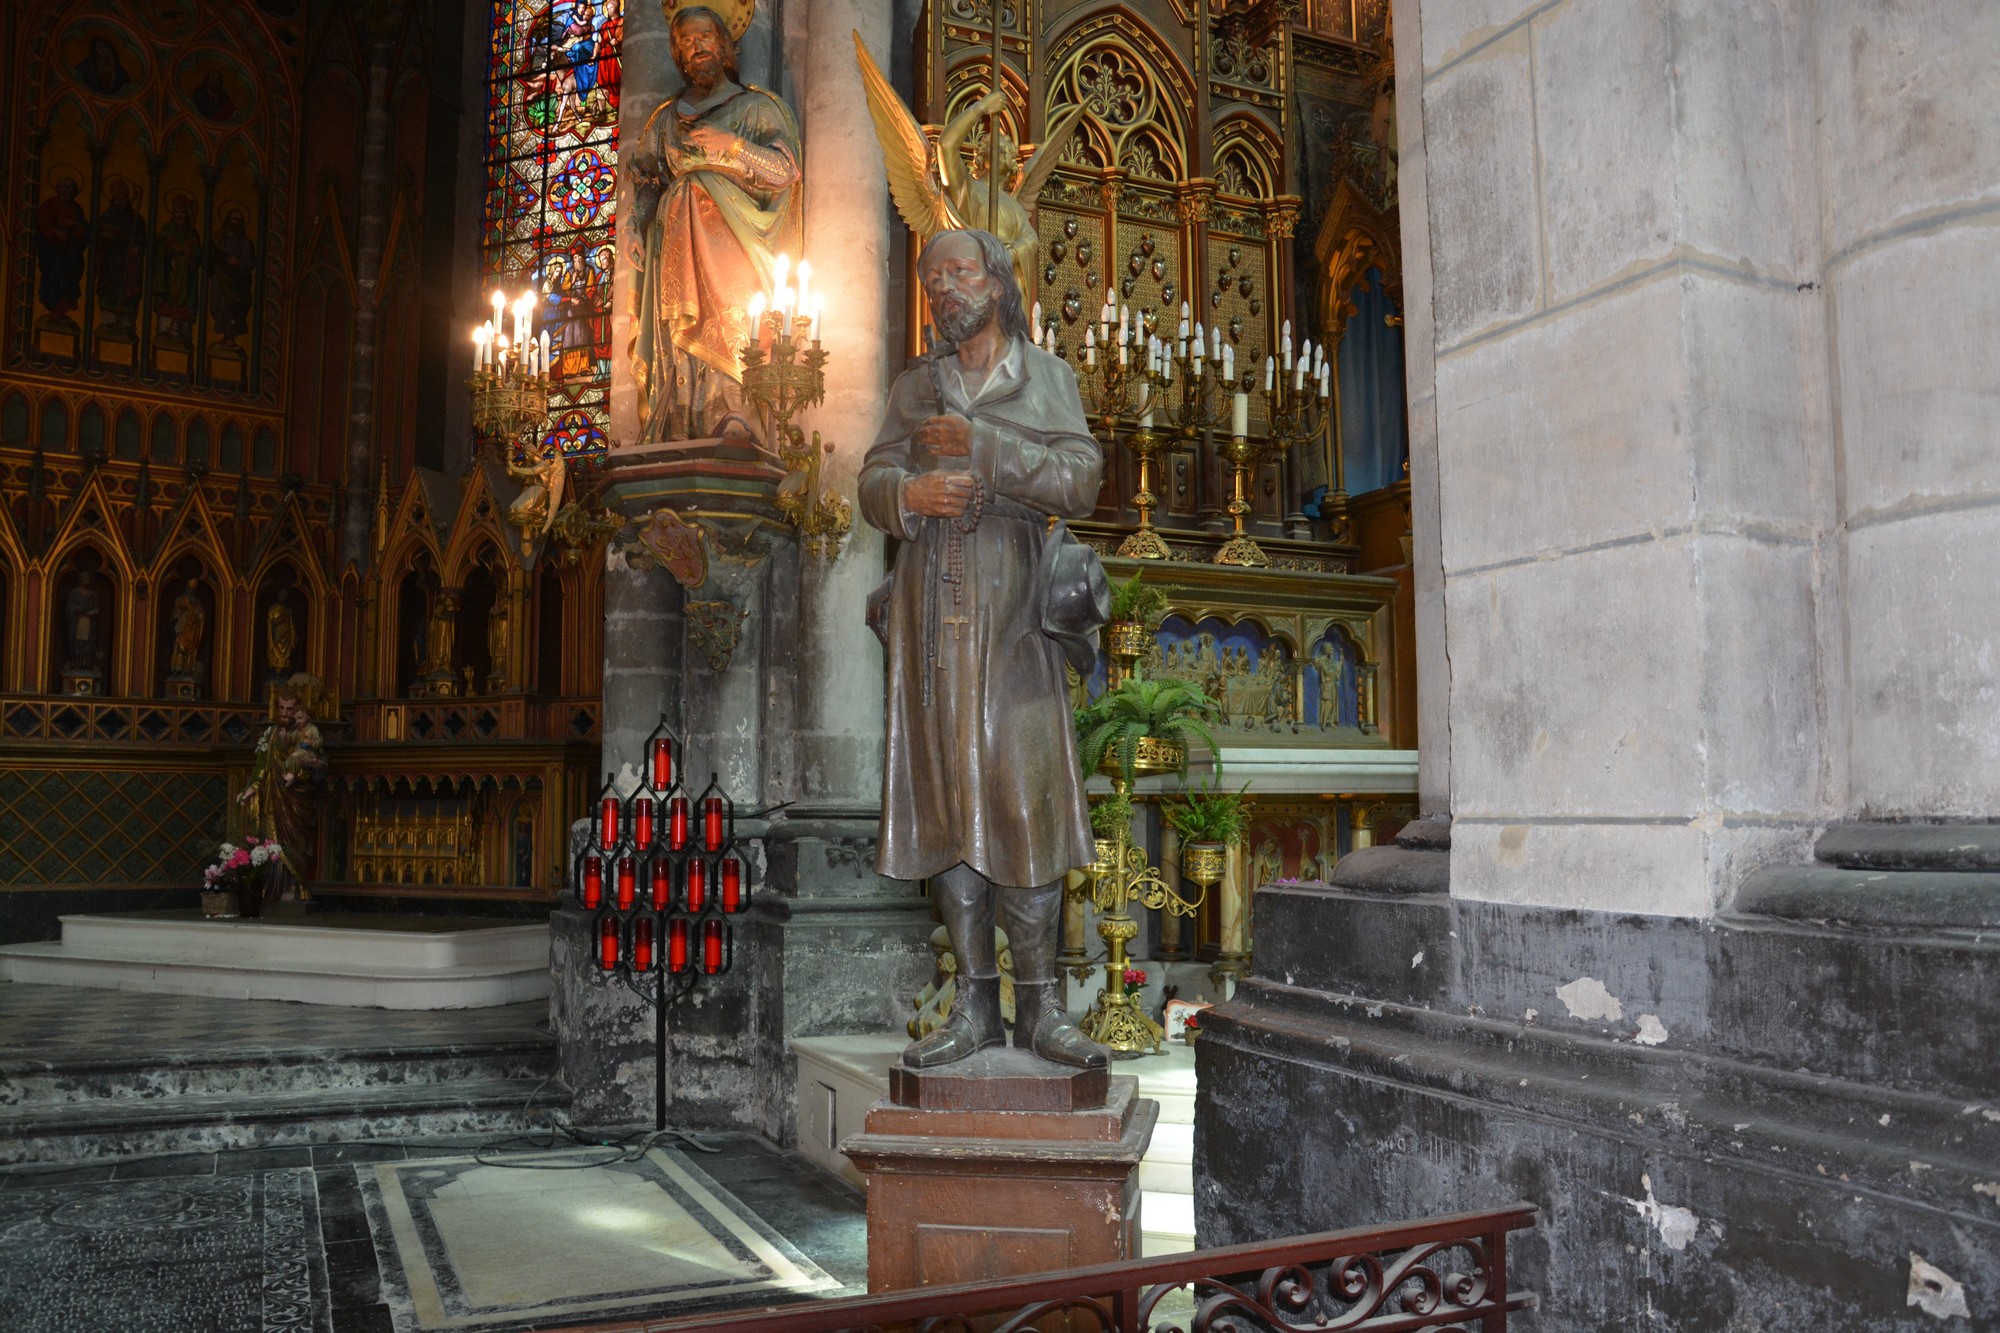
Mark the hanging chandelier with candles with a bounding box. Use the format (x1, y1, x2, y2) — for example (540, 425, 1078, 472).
(470, 287, 553, 442)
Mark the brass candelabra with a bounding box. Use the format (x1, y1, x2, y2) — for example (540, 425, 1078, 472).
(740, 311, 851, 561)
(469, 367, 551, 443)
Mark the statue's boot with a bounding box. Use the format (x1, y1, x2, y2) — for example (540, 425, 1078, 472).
(902, 974, 1004, 1068)
(1013, 979, 1108, 1070)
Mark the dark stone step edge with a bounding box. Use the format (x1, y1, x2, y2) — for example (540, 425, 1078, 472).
(0, 1034, 556, 1080)
(1816, 822, 2000, 872)
(1736, 864, 2000, 929)
(1208, 980, 2000, 1218)
(0, 1074, 570, 1138)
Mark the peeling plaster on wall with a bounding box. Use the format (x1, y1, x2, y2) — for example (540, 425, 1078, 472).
(1634, 1014, 1670, 1045)
(1628, 1174, 1700, 1252)
(1411, 950, 1425, 968)
(1556, 975, 1623, 1022)
(1974, 1182, 2000, 1203)
(1907, 1254, 1972, 1321)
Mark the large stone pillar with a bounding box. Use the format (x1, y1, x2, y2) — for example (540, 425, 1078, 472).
(1426, 0, 1830, 918)
(1819, 2, 2000, 820)
(1199, 3, 2000, 1326)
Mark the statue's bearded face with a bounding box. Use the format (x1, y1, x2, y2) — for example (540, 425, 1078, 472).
(672, 16, 727, 92)
(922, 237, 999, 344)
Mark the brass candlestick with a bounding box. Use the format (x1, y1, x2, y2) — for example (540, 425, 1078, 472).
(1118, 427, 1171, 559)
(1213, 432, 1275, 567)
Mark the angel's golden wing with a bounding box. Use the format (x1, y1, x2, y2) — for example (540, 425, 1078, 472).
(1015, 103, 1089, 208)
(854, 31, 960, 241)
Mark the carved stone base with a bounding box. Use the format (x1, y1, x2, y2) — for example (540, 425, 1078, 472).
(165, 674, 202, 700)
(843, 1062, 1155, 1293)
(61, 669, 103, 696)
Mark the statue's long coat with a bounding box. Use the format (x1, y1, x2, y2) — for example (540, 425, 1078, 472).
(859, 341, 1102, 889)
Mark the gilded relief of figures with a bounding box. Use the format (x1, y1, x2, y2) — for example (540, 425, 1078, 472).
(1135, 614, 1368, 736)
(25, 14, 269, 381)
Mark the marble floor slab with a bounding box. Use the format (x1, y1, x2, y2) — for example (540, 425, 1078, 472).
(0, 1133, 866, 1333)
(0, 1166, 329, 1332)
(361, 1147, 840, 1331)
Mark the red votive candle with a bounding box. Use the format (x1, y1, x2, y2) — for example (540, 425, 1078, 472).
(633, 797, 654, 850)
(582, 856, 603, 909)
(667, 918, 689, 973)
(685, 858, 707, 913)
(701, 919, 724, 974)
(598, 795, 620, 849)
(721, 857, 743, 913)
(615, 856, 635, 911)
(597, 916, 619, 971)
(650, 859, 672, 911)
(702, 797, 725, 852)
(669, 797, 690, 851)
(650, 736, 674, 790)
(632, 918, 655, 973)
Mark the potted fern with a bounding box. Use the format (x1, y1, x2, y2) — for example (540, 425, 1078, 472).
(1088, 792, 1133, 875)
(1163, 772, 1249, 887)
(1075, 675, 1222, 790)
(1105, 572, 1173, 661)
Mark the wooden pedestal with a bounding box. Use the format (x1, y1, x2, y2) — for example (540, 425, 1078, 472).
(841, 1047, 1157, 1294)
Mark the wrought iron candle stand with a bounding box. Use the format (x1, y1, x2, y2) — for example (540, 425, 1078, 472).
(741, 311, 851, 561)
(1073, 748, 1205, 1056)
(576, 718, 751, 1132)
(470, 367, 552, 443)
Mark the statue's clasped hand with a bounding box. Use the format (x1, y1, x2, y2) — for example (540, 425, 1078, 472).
(905, 470, 977, 519)
(681, 124, 740, 163)
(915, 413, 972, 457)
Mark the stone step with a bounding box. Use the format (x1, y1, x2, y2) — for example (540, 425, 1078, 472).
(1140, 1189, 1195, 1257)
(0, 1041, 556, 1108)
(0, 943, 550, 1009)
(56, 915, 549, 970)
(0, 914, 552, 1010)
(0, 1073, 566, 1165)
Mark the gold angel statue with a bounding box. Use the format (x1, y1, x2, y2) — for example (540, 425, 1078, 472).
(504, 441, 568, 556)
(854, 32, 1088, 298)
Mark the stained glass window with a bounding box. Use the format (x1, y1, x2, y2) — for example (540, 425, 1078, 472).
(484, 0, 624, 457)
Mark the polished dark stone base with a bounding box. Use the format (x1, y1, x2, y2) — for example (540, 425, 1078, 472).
(1197, 878, 2000, 1331)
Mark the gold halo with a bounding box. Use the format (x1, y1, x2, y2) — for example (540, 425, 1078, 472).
(662, 0, 754, 42)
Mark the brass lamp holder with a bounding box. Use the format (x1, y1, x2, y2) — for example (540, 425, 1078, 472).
(741, 313, 851, 561)
(1214, 432, 1278, 568)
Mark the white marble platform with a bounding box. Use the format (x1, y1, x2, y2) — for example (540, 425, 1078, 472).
(791, 1031, 1200, 1256)
(0, 913, 551, 1010)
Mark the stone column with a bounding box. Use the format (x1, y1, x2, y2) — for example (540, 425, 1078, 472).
(1818, 2, 2000, 820)
(1425, 0, 1831, 917)
(793, 0, 891, 802)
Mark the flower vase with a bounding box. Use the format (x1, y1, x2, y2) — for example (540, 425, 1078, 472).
(200, 890, 239, 920)
(237, 879, 265, 919)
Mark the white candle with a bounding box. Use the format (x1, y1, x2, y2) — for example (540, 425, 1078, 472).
(473, 325, 488, 370)
(1086, 341, 1097, 368)
(1181, 300, 1191, 325)
(1294, 359, 1307, 392)
(1319, 363, 1331, 398)
(1118, 340, 1128, 367)
(1264, 356, 1275, 392)
(810, 295, 824, 343)
(539, 330, 550, 376)
(1085, 325, 1095, 349)
(1223, 343, 1235, 383)
(1231, 391, 1249, 438)
(1162, 354, 1173, 386)
(1141, 401, 1155, 430)
(1210, 327, 1222, 363)
(1191, 322, 1204, 363)
(1032, 300, 1043, 331)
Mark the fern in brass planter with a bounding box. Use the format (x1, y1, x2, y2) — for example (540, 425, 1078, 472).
(1164, 772, 1249, 887)
(1104, 572, 1173, 665)
(1074, 676, 1221, 793)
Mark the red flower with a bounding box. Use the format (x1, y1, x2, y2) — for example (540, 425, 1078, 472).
(1122, 967, 1147, 987)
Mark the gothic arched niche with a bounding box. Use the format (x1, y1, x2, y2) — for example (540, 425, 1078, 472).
(457, 546, 505, 692)
(252, 559, 307, 691)
(50, 545, 118, 694)
(154, 551, 217, 697)
(395, 549, 440, 698)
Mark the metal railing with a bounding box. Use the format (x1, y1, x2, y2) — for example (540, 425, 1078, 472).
(558, 1205, 1537, 1333)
